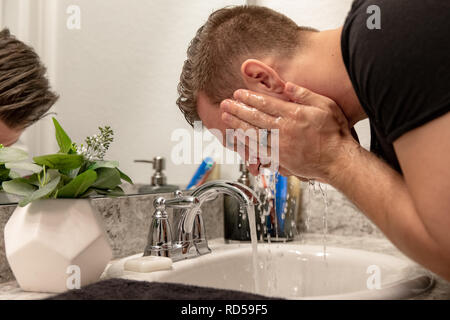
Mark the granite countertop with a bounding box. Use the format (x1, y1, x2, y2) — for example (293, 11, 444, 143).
(1, 233, 449, 300)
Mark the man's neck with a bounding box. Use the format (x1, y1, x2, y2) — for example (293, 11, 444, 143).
(289, 28, 366, 127)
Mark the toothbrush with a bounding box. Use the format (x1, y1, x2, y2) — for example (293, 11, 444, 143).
(186, 157, 215, 190)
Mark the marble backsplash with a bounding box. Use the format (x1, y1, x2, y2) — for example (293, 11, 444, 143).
(298, 183, 384, 238)
(0, 184, 381, 284)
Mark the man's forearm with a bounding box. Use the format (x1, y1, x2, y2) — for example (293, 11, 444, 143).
(326, 142, 450, 280)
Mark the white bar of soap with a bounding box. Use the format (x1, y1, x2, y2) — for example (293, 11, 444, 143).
(124, 256, 173, 273)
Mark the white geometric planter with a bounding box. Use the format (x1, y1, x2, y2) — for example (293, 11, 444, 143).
(4, 199, 112, 293)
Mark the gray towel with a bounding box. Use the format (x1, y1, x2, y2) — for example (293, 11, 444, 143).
(47, 278, 281, 300)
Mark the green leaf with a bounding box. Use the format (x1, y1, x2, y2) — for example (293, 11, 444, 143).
(108, 186, 124, 196)
(92, 167, 121, 189)
(46, 169, 61, 180)
(33, 154, 84, 170)
(83, 186, 125, 197)
(5, 161, 43, 173)
(8, 170, 21, 179)
(57, 169, 97, 198)
(61, 167, 80, 179)
(0, 167, 10, 181)
(19, 173, 61, 207)
(52, 117, 72, 154)
(59, 174, 73, 185)
(0, 147, 28, 164)
(2, 179, 37, 196)
(87, 160, 119, 170)
(117, 168, 133, 184)
(24, 173, 41, 187)
(79, 187, 98, 198)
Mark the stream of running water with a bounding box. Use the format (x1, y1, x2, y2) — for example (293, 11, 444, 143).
(246, 204, 260, 294)
(318, 183, 329, 260)
(248, 171, 278, 294)
(306, 180, 329, 260)
(248, 173, 330, 295)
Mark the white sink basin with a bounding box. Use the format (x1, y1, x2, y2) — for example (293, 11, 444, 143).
(104, 243, 433, 299)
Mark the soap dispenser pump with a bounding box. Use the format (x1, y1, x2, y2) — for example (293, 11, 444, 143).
(135, 156, 167, 186)
(134, 156, 178, 194)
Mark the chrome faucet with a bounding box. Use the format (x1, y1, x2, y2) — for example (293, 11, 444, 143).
(143, 181, 260, 262)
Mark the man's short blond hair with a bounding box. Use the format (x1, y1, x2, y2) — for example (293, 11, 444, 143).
(177, 5, 311, 126)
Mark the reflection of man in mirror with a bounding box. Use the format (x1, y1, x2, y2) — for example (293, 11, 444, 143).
(176, 3, 450, 281)
(0, 28, 58, 147)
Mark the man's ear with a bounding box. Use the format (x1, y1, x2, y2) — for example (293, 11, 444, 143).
(240, 59, 285, 95)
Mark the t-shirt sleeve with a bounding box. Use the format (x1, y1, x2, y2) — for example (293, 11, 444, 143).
(342, 0, 450, 143)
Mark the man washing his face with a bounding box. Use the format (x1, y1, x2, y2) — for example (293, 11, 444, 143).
(0, 28, 58, 146)
(176, 1, 450, 280)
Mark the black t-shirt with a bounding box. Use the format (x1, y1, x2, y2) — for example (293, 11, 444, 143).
(341, 0, 450, 173)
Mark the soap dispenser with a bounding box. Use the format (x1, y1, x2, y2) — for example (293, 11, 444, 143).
(134, 156, 179, 194)
(224, 163, 263, 242)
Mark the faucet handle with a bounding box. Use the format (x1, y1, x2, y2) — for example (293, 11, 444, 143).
(154, 193, 199, 210)
(165, 196, 199, 209)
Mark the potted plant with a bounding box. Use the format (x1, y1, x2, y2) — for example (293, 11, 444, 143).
(2, 118, 132, 293)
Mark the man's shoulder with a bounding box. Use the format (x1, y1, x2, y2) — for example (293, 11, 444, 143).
(343, 0, 450, 145)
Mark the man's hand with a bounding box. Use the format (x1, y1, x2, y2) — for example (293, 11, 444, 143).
(220, 82, 356, 181)
(220, 84, 450, 280)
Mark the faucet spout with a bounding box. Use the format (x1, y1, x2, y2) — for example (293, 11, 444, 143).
(172, 181, 260, 261)
(143, 180, 261, 262)
(192, 180, 260, 207)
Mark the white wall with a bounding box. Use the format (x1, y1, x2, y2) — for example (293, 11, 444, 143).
(51, 0, 248, 186)
(2, 0, 246, 186)
(1, 0, 370, 188)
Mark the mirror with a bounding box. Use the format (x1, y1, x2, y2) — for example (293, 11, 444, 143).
(0, 0, 370, 205)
